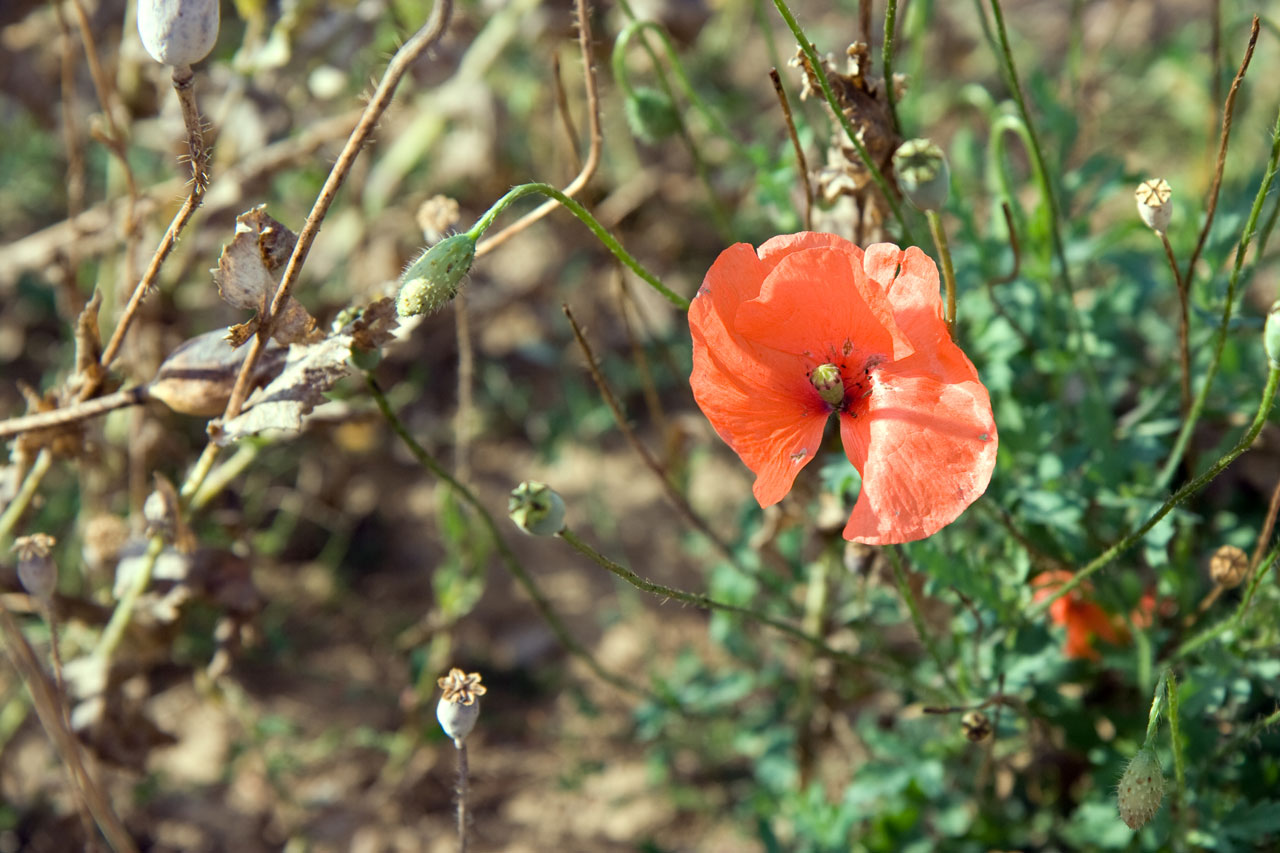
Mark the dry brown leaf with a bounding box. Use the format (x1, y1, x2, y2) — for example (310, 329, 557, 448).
(213, 206, 321, 346)
(347, 297, 399, 351)
(215, 332, 356, 444)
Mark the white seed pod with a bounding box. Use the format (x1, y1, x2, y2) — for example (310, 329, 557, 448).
(138, 0, 219, 67)
(1134, 179, 1173, 233)
(436, 696, 480, 748)
(13, 533, 58, 603)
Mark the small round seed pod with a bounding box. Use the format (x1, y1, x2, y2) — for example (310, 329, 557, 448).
(1117, 746, 1164, 830)
(1134, 179, 1173, 233)
(509, 481, 566, 537)
(137, 0, 220, 67)
(961, 710, 992, 743)
(1209, 544, 1249, 589)
(436, 668, 486, 748)
(893, 139, 950, 212)
(1265, 299, 1280, 370)
(395, 233, 477, 318)
(12, 534, 58, 603)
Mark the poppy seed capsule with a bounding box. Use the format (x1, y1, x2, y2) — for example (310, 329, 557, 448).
(509, 481, 566, 536)
(395, 234, 477, 318)
(1135, 179, 1173, 233)
(893, 139, 950, 211)
(1265, 300, 1280, 370)
(436, 668, 486, 747)
(1117, 746, 1164, 829)
(810, 363, 845, 406)
(1209, 544, 1249, 588)
(12, 534, 58, 603)
(137, 0, 219, 67)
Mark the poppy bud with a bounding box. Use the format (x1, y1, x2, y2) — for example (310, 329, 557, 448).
(12, 534, 58, 603)
(1265, 299, 1280, 370)
(810, 363, 845, 406)
(137, 0, 219, 67)
(893, 139, 950, 211)
(1134, 179, 1173, 233)
(508, 481, 566, 536)
(396, 234, 477, 318)
(1209, 544, 1249, 588)
(436, 668, 486, 748)
(961, 710, 992, 743)
(625, 86, 681, 144)
(1117, 746, 1164, 830)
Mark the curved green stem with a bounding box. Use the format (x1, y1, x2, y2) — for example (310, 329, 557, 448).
(557, 527, 928, 690)
(93, 535, 163, 662)
(1032, 365, 1280, 620)
(0, 450, 52, 545)
(887, 547, 962, 701)
(614, 20, 750, 158)
(1154, 105, 1280, 492)
(467, 183, 689, 310)
(926, 210, 958, 333)
(770, 0, 915, 244)
(364, 374, 665, 705)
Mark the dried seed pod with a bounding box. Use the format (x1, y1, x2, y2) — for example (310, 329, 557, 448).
(13, 534, 58, 602)
(961, 710, 992, 743)
(1209, 544, 1249, 589)
(1134, 179, 1172, 233)
(436, 668, 486, 747)
(508, 481, 566, 536)
(893, 138, 950, 212)
(138, 0, 220, 67)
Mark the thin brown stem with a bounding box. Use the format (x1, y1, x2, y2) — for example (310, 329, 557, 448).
(476, 0, 600, 257)
(453, 291, 474, 483)
(1183, 17, 1259, 288)
(1252, 475, 1280, 571)
(563, 304, 734, 562)
(221, 2, 455, 421)
(53, 1, 86, 221)
(769, 67, 812, 230)
(614, 270, 668, 439)
(455, 742, 470, 853)
(0, 387, 148, 441)
(0, 606, 138, 853)
(551, 52, 583, 174)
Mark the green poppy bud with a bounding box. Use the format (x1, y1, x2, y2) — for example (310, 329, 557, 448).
(396, 233, 477, 318)
(1117, 746, 1164, 830)
(509, 481, 566, 536)
(1265, 299, 1280, 370)
(893, 138, 950, 212)
(625, 87, 681, 144)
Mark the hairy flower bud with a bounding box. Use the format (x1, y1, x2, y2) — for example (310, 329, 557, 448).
(12, 534, 58, 603)
(509, 481, 566, 536)
(1117, 746, 1164, 830)
(436, 668, 486, 747)
(396, 234, 477, 318)
(1265, 300, 1280, 370)
(138, 0, 219, 67)
(625, 87, 681, 144)
(1209, 544, 1249, 588)
(893, 139, 950, 211)
(1135, 179, 1173, 233)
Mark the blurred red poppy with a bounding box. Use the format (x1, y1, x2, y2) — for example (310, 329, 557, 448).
(688, 232, 997, 544)
(1031, 570, 1123, 660)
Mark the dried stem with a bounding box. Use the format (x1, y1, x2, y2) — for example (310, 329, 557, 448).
(1183, 17, 1258, 288)
(476, 0, 600, 257)
(53, 1, 86, 220)
(0, 387, 148, 441)
(1251, 476, 1280, 571)
(769, 67, 812, 230)
(550, 52, 583, 174)
(455, 741, 470, 853)
(0, 606, 138, 853)
(220, 2, 455, 421)
(563, 304, 731, 561)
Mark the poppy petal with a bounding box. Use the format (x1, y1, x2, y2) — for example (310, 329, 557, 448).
(862, 243, 950, 359)
(838, 353, 997, 544)
(735, 248, 897, 362)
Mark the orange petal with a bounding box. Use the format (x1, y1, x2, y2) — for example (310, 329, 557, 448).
(735, 247, 896, 361)
(838, 353, 997, 544)
(862, 244, 950, 360)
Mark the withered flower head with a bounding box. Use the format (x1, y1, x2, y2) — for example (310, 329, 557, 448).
(437, 667, 486, 706)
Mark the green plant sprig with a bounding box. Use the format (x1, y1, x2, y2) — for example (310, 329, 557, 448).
(1154, 104, 1280, 492)
(466, 182, 690, 310)
(1029, 364, 1280, 621)
(770, 0, 916, 244)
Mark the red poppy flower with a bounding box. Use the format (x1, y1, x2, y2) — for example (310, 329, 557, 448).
(1031, 570, 1123, 660)
(688, 232, 997, 544)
